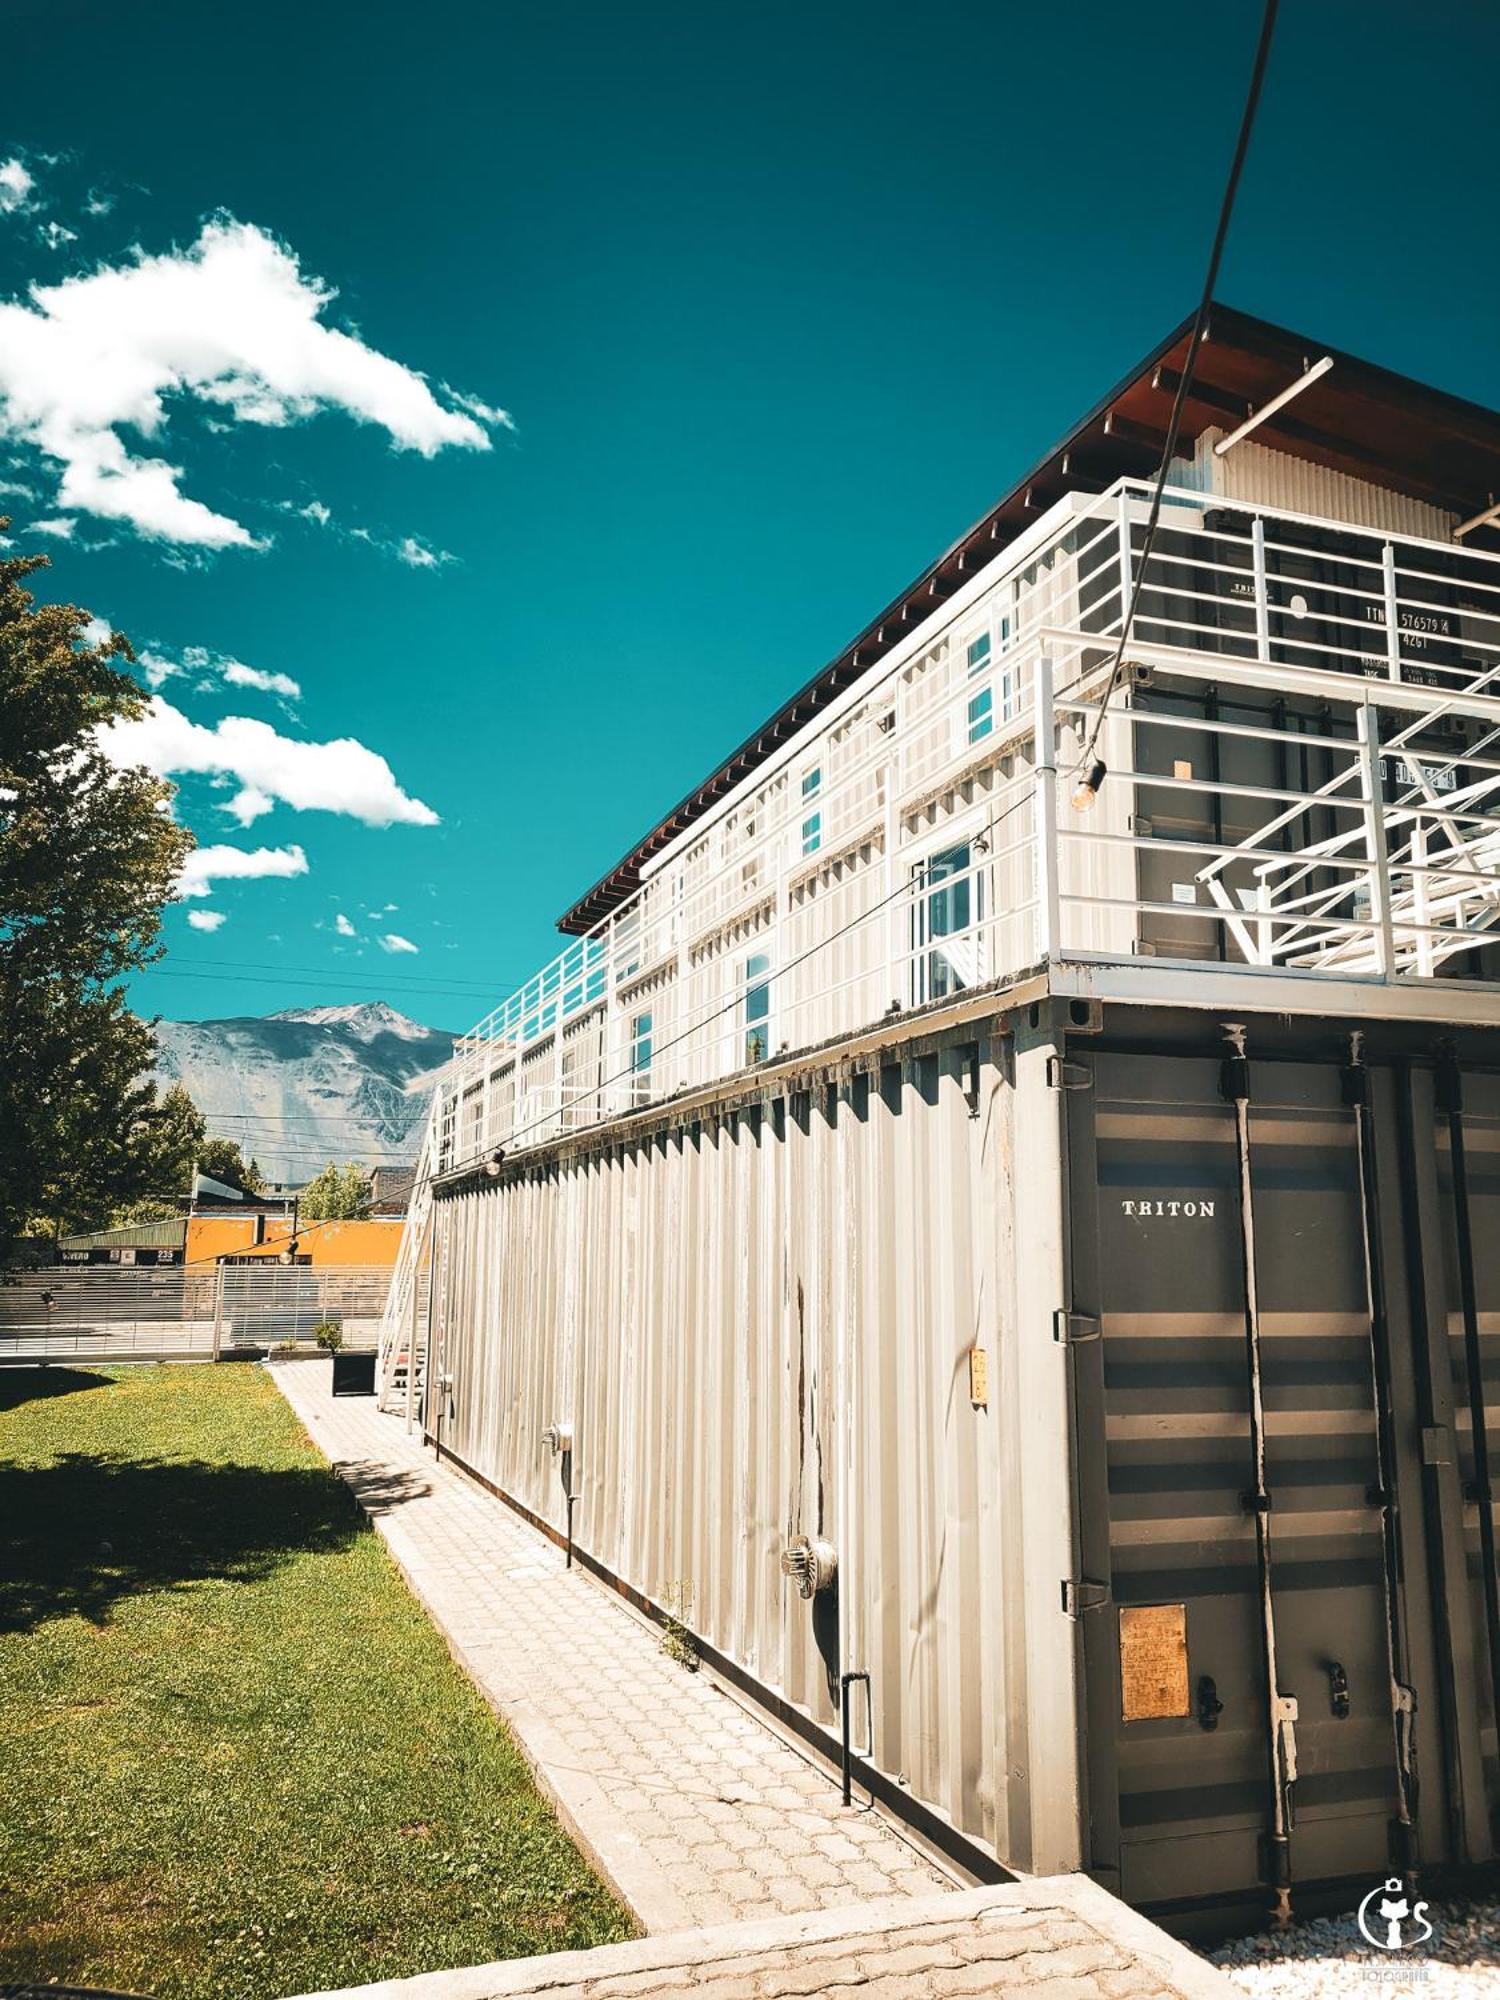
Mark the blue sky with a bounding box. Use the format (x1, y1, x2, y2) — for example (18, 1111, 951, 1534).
(2, 0, 1497, 1033)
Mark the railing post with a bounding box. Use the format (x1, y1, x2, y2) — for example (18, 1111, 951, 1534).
(1411, 821, 1433, 978)
(1357, 702, 1396, 978)
(1116, 486, 1134, 637)
(1033, 655, 1061, 964)
(211, 1260, 224, 1362)
(1382, 544, 1403, 681)
(1251, 516, 1271, 663)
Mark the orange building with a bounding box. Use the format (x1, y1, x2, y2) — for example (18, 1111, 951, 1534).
(185, 1213, 404, 1267)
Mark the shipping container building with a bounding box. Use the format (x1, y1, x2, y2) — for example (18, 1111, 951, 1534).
(380, 306, 1500, 1927)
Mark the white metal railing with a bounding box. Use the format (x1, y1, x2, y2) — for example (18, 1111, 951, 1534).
(376, 1098, 436, 1417)
(421, 477, 1500, 1173)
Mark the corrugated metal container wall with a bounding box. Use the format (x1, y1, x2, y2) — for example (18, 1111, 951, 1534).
(430, 1018, 1080, 1872)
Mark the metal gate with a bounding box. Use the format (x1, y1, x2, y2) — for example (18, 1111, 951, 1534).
(0, 1265, 393, 1364)
(1066, 1035, 1500, 1918)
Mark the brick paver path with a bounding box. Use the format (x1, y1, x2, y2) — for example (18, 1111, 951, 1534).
(294, 1881, 1235, 2000)
(271, 1362, 951, 1933)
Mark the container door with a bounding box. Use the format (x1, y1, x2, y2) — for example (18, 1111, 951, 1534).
(1071, 1049, 1419, 1913)
(1432, 1064, 1500, 1837)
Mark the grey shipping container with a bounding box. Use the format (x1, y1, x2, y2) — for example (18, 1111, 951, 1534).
(423, 990, 1500, 1928)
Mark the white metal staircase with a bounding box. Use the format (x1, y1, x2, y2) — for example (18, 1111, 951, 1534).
(376, 1098, 437, 1420)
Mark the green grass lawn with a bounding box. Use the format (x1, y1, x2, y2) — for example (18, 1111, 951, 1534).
(0, 1364, 633, 2000)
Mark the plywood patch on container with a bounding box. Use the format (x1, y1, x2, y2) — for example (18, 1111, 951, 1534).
(1119, 1603, 1189, 1721)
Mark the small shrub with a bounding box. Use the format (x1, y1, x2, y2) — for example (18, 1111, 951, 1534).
(314, 1320, 344, 1353)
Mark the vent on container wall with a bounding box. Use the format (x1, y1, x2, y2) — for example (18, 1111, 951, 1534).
(780, 1535, 837, 1599)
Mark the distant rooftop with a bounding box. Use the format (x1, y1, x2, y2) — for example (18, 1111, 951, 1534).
(557, 302, 1500, 936)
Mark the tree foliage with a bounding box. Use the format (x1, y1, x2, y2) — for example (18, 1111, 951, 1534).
(196, 1136, 266, 1195)
(297, 1161, 372, 1222)
(0, 538, 194, 1255)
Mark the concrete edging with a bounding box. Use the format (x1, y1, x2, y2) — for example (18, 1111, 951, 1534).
(289, 1879, 1237, 2000)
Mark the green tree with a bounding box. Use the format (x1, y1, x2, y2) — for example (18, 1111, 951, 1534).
(0, 538, 193, 1255)
(298, 1161, 372, 1221)
(196, 1135, 267, 1195)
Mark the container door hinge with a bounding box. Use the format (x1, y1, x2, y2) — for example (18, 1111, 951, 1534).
(1046, 1057, 1091, 1092)
(1061, 1576, 1110, 1618)
(1054, 1309, 1102, 1345)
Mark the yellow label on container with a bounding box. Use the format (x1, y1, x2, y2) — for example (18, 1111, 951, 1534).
(1119, 1603, 1189, 1720)
(968, 1347, 989, 1407)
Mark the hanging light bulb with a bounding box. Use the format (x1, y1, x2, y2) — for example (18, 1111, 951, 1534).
(1071, 758, 1107, 812)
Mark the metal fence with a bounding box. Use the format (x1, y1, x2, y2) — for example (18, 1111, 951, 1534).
(0, 1265, 393, 1365)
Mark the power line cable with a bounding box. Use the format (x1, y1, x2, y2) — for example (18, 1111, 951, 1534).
(1076, 0, 1280, 791)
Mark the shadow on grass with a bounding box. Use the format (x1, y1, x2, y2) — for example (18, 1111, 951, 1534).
(0, 1367, 116, 1412)
(0, 1452, 427, 1635)
(333, 1458, 432, 1517)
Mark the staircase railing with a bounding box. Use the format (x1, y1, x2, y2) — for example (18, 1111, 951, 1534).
(376, 1097, 437, 1422)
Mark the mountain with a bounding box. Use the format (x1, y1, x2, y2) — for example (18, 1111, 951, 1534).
(151, 1002, 457, 1184)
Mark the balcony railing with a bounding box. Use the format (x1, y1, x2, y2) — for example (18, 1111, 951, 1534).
(433, 479, 1500, 1171)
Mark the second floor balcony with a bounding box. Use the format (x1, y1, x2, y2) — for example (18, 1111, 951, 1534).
(434, 477, 1500, 1171)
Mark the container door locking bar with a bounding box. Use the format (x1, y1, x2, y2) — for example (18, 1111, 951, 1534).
(1436, 1056, 1500, 1788)
(1222, 1024, 1297, 1925)
(1343, 1037, 1420, 1868)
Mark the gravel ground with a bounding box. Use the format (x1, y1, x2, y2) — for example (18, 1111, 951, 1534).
(1209, 1894, 1500, 1998)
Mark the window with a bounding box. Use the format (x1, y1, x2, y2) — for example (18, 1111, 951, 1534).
(912, 843, 982, 1005)
(966, 631, 991, 675)
(967, 687, 993, 744)
(629, 1010, 653, 1104)
(799, 764, 823, 856)
(743, 951, 772, 1064)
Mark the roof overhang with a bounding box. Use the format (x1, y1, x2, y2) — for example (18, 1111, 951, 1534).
(558, 303, 1500, 935)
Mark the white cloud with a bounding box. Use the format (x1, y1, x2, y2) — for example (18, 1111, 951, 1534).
(136, 649, 180, 689)
(334, 912, 357, 937)
(30, 515, 74, 537)
(98, 696, 439, 827)
(379, 932, 419, 954)
(445, 386, 514, 429)
(81, 615, 112, 647)
(187, 908, 227, 931)
(396, 534, 453, 569)
(130, 642, 300, 701)
(226, 785, 275, 825)
(221, 659, 300, 699)
(41, 222, 77, 251)
(0, 216, 505, 546)
(85, 192, 114, 219)
(0, 160, 35, 216)
(176, 842, 308, 898)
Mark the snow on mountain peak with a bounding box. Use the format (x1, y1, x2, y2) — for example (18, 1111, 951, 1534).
(271, 1001, 435, 1042)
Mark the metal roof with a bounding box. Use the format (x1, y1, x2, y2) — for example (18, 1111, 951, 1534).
(59, 1218, 188, 1252)
(557, 302, 1500, 935)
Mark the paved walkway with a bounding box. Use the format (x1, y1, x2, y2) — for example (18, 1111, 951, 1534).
(273, 1362, 1235, 2000)
(295, 1881, 1234, 2000)
(270, 1361, 951, 1933)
